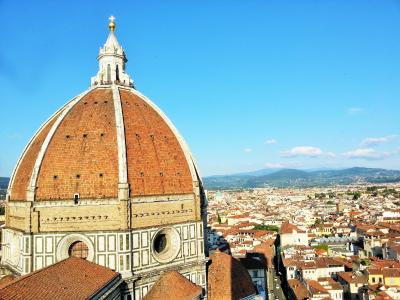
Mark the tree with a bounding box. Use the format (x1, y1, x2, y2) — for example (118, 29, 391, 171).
(314, 219, 323, 226)
(313, 244, 329, 251)
(253, 225, 279, 232)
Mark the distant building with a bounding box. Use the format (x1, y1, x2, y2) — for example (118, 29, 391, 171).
(280, 222, 308, 247)
(207, 251, 259, 300)
(337, 272, 368, 300)
(240, 254, 267, 297)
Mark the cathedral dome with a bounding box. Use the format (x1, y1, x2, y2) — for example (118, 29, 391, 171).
(7, 20, 200, 202)
(8, 86, 199, 202)
(3, 18, 207, 293)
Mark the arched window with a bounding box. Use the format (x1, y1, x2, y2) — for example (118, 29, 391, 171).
(107, 64, 111, 83)
(69, 241, 89, 259)
(116, 64, 120, 82)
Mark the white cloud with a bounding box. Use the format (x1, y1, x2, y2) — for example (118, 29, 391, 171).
(361, 135, 399, 146)
(281, 146, 335, 158)
(264, 162, 284, 169)
(264, 161, 303, 169)
(343, 148, 390, 160)
(7, 133, 22, 140)
(244, 148, 253, 153)
(265, 139, 277, 145)
(347, 107, 363, 115)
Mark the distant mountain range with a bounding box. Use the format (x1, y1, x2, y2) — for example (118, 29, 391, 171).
(1, 168, 400, 192)
(0, 177, 8, 190)
(203, 167, 400, 190)
(0, 177, 8, 199)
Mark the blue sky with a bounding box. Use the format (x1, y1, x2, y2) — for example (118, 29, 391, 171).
(1, 1, 400, 177)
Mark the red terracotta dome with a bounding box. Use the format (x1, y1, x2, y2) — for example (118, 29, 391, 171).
(8, 86, 199, 201)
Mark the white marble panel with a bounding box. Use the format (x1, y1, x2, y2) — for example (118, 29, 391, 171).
(98, 254, 106, 266)
(35, 256, 43, 269)
(45, 237, 53, 253)
(142, 250, 149, 265)
(108, 235, 116, 252)
(46, 256, 53, 266)
(36, 237, 43, 254)
(133, 252, 140, 267)
(108, 254, 116, 270)
(190, 224, 195, 239)
(183, 226, 188, 240)
(98, 235, 106, 252)
(141, 232, 148, 247)
(132, 233, 139, 249)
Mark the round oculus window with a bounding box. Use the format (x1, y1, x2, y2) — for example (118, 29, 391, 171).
(152, 227, 181, 263)
(68, 241, 89, 259)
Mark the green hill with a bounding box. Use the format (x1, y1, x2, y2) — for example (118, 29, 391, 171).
(0, 177, 9, 190)
(203, 167, 400, 189)
(0, 177, 9, 200)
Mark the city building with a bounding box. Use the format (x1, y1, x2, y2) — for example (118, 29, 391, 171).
(280, 222, 308, 247)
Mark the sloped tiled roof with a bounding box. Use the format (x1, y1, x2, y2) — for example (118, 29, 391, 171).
(280, 222, 306, 234)
(252, 239, 276, 268)
(0, 275, 17, 289)
(288, 279, 310, 300)
(208, 251, 256, 300)
(0, 257, 119, 300)
(143, 271, 202, 300)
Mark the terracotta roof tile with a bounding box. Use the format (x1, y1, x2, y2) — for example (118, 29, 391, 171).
(0, 257, 119, 300)
(143, 271, 202, 300)
(208, 251, 256, 300)
(0, 276, 17, 289)
(337, 272, 367, 284)
(382, 268, 400, 278)
(280, 222, 306, 234)
(9, 86, 198, 201)
(288, 279, 310, 300)
(252, 239, 276, 268)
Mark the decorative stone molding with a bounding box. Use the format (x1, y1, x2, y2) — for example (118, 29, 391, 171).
(151, 227, 181, 264)
(56, 233, 95, 262)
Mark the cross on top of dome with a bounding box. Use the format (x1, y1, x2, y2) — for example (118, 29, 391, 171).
(108, 15, 116, 31)
(91, 17, 134, 88)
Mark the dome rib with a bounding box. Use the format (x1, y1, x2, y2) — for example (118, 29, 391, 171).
(111, 85, 129, 199)
(112, 86, 127, 184)
(26, 88, 93, 201)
